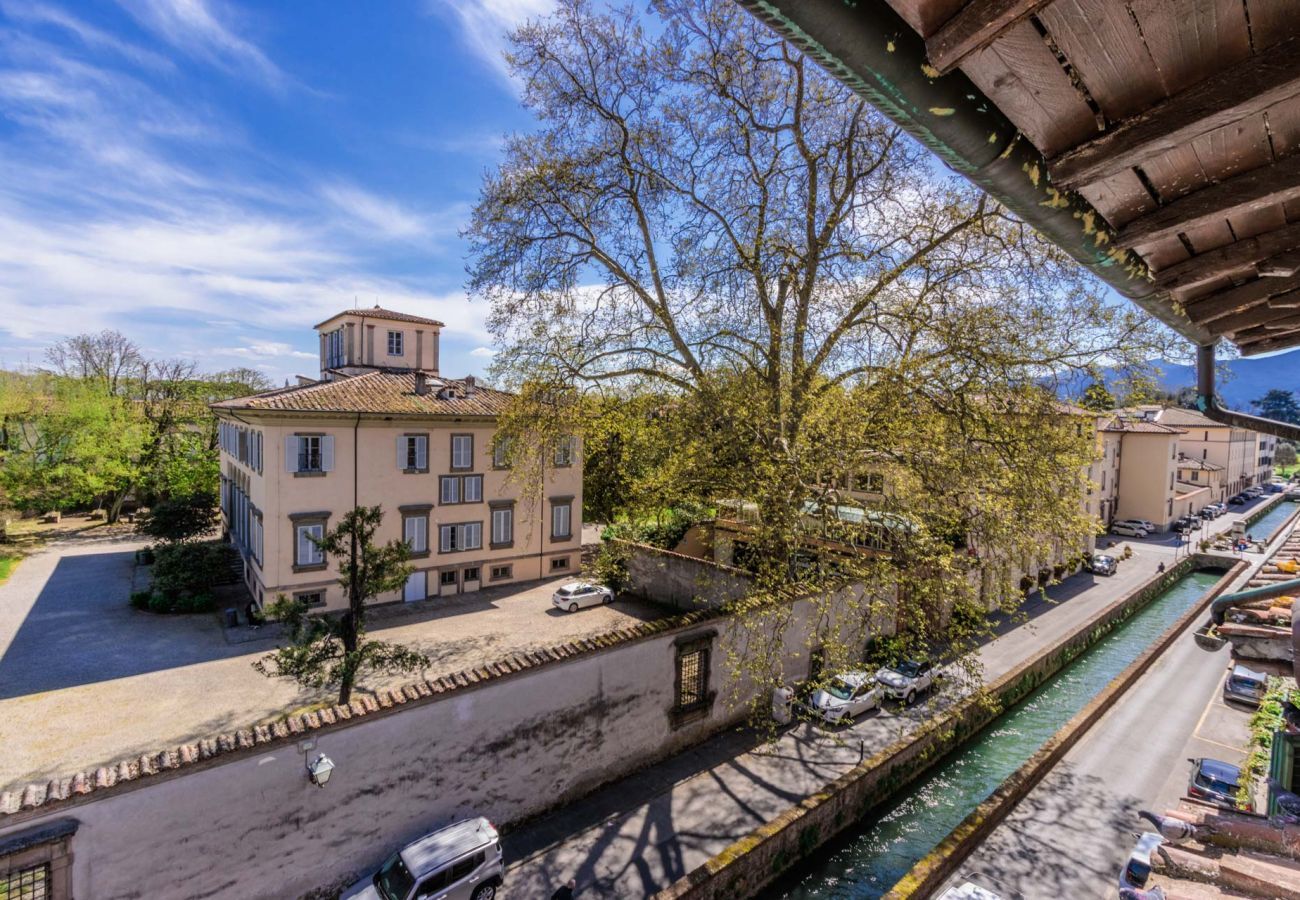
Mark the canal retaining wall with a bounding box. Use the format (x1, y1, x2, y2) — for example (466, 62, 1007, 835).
(653, 554, 1244, 900)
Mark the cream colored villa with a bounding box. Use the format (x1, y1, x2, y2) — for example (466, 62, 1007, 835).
(211, 306, 582, 613)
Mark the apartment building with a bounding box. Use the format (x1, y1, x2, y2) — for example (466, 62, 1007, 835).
(1103, 416, 1189, 532)
(1149, 406, 1255, 500)
(211, 306, 582, 612)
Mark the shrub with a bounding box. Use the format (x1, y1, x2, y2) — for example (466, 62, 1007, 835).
(603, 504, 710, 550)
(137, 493, 218, 544)
(588, 542, 630, 592)
(141, 541, 233, 613)
(129, 590, 152, 610)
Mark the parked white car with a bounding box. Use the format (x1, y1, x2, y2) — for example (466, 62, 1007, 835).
(1110, 522, 1149, 538)
(1115, 519, 1155, 533)
(802, 671, 883, 724)
(551, 582, 615, 612)
(342, 817, 503, 900)
(875, 659, 935, 705)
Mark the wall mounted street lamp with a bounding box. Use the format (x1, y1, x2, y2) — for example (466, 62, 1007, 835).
(307, 753, 335, 788)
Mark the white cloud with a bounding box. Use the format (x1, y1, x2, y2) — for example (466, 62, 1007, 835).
(321, 183, 437, 241)
(470, 346, 496, 357)
(433, 0, 551, 86)
(116, 0, 288, 92)
(1, 2, 175, 71)
(213, 340, 317, 361)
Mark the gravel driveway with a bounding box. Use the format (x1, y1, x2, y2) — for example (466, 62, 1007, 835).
(0, 536, 668, 791)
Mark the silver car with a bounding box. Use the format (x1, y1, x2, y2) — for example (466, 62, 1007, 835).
(551, 581, 614, 612)
(802, 670, 883, 724)
(1223, 663, 1267, 707)
(1086, 554, 1117, 576)
(1110, 522, 1149, 538)
(343, 818, 503, 900)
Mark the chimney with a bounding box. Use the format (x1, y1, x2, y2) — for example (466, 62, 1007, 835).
(464, 375, 476, 396)
(415, 372, 430, 396)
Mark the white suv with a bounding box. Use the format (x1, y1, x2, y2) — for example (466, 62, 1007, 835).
(551, 581, 615, 612)
(343, 818, 503, 900)
(1110, 522, 1149, 538)
(875, 659, 934, 705)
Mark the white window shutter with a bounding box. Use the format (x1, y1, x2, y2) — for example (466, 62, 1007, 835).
(321, 435, 335, 472)
(297, 526, 309, 563)
(416, 436, 427, 471)
(398, 436, 407, 470)
(285, 435, 298, 472)
(416, 517, 427, 551)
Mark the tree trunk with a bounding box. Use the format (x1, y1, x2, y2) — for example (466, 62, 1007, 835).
(107, 486, 130, 524)
(338, 528, 362, 705)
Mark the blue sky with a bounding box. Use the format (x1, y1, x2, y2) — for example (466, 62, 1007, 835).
(0, 0, 550, 384)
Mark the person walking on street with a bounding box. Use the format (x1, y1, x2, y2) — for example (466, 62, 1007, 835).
(1157, 561, 1165, 573)
(552, 878, 577, 899)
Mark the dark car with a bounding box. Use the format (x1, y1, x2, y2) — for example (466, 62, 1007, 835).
(1173, 516, 1199, 533)
(1199, 507, 1216, 520)
(1229, 494, 1247, 505)
(1187, 757, 1241, 806)
(1086, 554, 1117, 576)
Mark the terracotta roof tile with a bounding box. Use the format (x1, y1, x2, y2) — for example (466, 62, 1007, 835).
(1101, 417, 1185, 434)
(314, 306, 445, 329)
(211, 371, 510, 417)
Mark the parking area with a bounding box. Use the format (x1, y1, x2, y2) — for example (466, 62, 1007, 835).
(0, 535, 669, 792)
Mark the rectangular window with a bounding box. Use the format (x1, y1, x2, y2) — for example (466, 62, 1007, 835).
(553, 435, 574, 467)
(451, 434, 473, 470)
(326, 328, 345, 368)
(299, 435, 322, 472)
(551, 501, 572, 540)
(463, 474, 482, 503)
(439, 522, 482, 553)
(676, 648, 708, 709)
(440, 570, 458, 586)
(490, 564, 512, 581)
(550, 556, 570, 571)
(387, 330, 403, 355)
(491, 506, 513, 546)
(463, 567, 480, 582)
(0, 862, 49, 900)
(295, 523, 325, 567)
(440, 476, 460, 505)
(440, 475, 481, 504)
(493, 437, 511, 468)
(401, 434, 428, 472)
(404, 514, 428, 554)
(295, 590, 325, 608)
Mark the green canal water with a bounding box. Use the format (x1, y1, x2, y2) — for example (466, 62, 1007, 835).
(1247, 498, 1297, 540)
(773, 569, 1224, 899)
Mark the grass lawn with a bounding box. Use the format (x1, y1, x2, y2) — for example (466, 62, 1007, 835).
(0, 554, 18, 585)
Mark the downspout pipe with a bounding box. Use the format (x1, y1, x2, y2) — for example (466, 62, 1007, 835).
(1210, 577, 1300, 626)
(1195, 342, 1300, 442)
(737, 0, 1214, 345)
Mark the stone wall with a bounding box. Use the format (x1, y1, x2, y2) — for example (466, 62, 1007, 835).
(653, 555, 1242, 900)
(618, 539, 754, 611)
(0, 583, 876, 900)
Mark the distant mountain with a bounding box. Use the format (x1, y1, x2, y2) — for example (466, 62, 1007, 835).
(1058, 348, 1300, 411)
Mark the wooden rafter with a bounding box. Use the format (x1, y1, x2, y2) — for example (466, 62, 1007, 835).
(1153, 222, 1300, 291)
(1237, 329, 1300, 354)
(1048, 34, 1300, 191)
(1214, 292, 1300, 336)
(1114, 153, 1300, 250)
(926, 0, 1053, 75)
(1182, 272, 1300, 324)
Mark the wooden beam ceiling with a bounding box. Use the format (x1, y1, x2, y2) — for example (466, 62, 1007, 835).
(1237, 331, 1300, 354)
(1114, 153, 1300, 249)
(926, 0, 1053, 75)
(1153, 222, 1300, 291)
(1048, 34, 1300, 191)
(1182, 271, 1300, 324)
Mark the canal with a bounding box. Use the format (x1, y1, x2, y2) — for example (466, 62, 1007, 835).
(1247, 497, 1297, 540)
(772, 569, 1224, 899)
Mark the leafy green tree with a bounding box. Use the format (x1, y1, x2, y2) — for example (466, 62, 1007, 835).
(1277, 441, 1297, 468)
(1251, 389, 1300, 425)
(255, 506, 428, 705)
(1079, 380, 1116, 411)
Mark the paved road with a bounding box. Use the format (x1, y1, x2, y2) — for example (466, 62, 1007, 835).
(0, 536, 666, 790)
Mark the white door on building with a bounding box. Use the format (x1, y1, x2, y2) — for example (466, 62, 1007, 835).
(403, 571, 426, 603)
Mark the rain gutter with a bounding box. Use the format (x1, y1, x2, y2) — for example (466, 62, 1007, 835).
(1195, 342, 1300, 441)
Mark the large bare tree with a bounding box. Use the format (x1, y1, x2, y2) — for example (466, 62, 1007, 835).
(469, 0, 1169, 686)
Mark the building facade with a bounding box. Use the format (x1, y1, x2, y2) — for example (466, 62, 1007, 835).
(212, 307, 583, 612)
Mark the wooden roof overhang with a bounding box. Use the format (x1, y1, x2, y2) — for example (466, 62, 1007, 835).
(741, 0, 1300, 357)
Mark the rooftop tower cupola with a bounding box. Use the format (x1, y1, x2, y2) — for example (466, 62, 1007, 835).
(314, 305, 444, 381)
